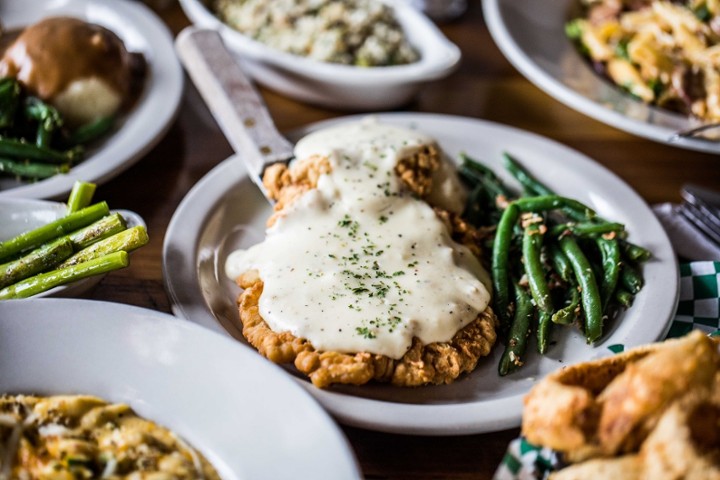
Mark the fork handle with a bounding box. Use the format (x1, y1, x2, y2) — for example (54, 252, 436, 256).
(174, 27, 294, 180)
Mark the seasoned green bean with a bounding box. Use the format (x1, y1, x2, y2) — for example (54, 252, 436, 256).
(559, 235, 604, 343)
(552, 284, 581, 325)
(549, 222, 625, 237)
(596, 236, 621, 309)
(0, 137, 80, 164)
(67, 116, 115, 145)
(499, 282, 534, 376)
(0, 78, 21, 128)
(522, 222, 553, 353)
(513, 195, 597, 220)
(0, 157, 69, 179)
(492, 203, 520, 329)
(503, 152, 554, 197)
(620, 261, 644, 294)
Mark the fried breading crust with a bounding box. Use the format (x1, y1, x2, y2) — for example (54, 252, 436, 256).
(236, 142, 497, 388)
(237, 278, 498, 388)
(522, 331, 720, 461)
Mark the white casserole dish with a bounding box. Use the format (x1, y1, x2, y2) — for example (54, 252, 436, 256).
(178, 0, 461, 110)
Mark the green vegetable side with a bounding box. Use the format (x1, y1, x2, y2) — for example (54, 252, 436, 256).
(0, 77, 114, 181)
(458, 153, 650, 376)
(0, 181, 148, 299)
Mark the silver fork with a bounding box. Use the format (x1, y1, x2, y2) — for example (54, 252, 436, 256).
(669, 122, 720, 142)
(678, 183, 720, 246)
(174, 27, 294, 202)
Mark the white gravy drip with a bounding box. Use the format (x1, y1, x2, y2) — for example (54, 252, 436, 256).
(226, 120, 491, 359)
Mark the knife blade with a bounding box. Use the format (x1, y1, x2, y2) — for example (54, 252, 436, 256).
(174, 27, 294, 201)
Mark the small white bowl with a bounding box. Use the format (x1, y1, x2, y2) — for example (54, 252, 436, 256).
(178, 0, 461, 110)
(0, 198, 145, 298)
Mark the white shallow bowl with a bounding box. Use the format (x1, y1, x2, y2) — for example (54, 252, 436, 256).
(178, 0, 461, 110)
(483, 0, 720, 155)
(0, 198, 145, 298)
(0, 0, 184, 199)
(0, 299, 361, 480)
(162, 112, 679, 435)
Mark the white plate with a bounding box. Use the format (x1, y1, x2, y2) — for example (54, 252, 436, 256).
(162, 113, 679, 435)
(0, 197, 146, 298)
(483, 0, 720, 155)
(178, 0, 460, 110)
(0, 0, 184, 199)
(0, 299, 361, 480)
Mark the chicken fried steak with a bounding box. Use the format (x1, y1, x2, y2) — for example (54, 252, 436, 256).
(226, 119, 498, 388)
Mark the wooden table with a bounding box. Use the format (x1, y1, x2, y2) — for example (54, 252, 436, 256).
(87, 1, 720, 478)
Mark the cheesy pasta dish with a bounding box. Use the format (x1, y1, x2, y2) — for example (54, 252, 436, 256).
(0, 394, 220, 479)
(567, 0, 720, 122)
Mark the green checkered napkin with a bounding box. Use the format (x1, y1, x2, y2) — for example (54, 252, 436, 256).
(493, 261, 720, 480)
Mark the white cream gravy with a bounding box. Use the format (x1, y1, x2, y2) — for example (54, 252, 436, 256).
(225, 119, 491, 359)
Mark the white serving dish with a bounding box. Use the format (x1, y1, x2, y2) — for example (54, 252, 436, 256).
(0, 299, 362, 480)
(0, 198, 145, 298)
(177, 0, 461, 110)
(162, 112, 679, 435)
(483, 0, 720, 155)
(0, 0, 184, 199)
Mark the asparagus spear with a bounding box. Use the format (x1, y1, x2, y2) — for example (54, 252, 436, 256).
(66, 180, 96, 213)
(58, 225, 148, 268)
(0, 237, 74, 289)
(0, 201, 110, 262)
(0, 251, 128, 299)
(67, 213, 127, 250)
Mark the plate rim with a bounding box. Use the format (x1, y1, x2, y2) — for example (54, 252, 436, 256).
(0, 0, 184, 199)
(0, 297, 362, 480)
(482, 0, 720, 155)
(162, 112, 680, 435)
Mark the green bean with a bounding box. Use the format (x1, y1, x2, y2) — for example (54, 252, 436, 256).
(58, 225, 148, 268)
(66, 181, 96, 213)
(522, 222, 553, 353)
(67, 116, 115, 145)
(559, 235, 604, 343)
(0, 157, 70, 179)
(460, 152, 506, 184)
(0, 137, 79, 163)
(548, 241, 573, 282)
(503, 152, 554, 197)
(499, 282, 534, 376)
(0, 251, 128, 299)
(492, 203, 520, 329)
(549, 222, 625, 237)
(25, 97, 63, 148)
(0, 202, 110, 262)
(0, 237, 73, 289)
(614, 287, 635, 308)
(620, 239, 652, 262)
(0, 78, 21, 129)
(596, 237, 621, 310)
(620, 261, 644, 294)
(513, 195, 597, 220)
(459, 164, 513, 201)
(552, 284, 581, 325)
